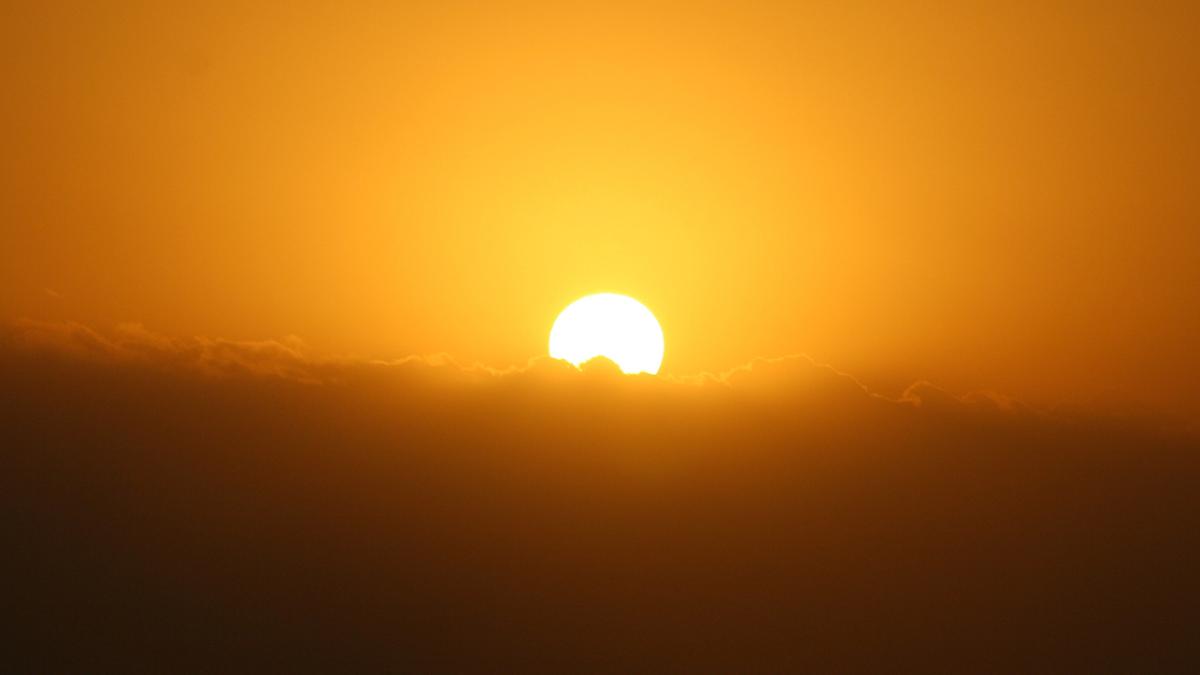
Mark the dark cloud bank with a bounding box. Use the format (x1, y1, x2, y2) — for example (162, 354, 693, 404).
(3, 321, 1198, 672)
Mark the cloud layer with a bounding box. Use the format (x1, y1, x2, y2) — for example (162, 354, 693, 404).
(2, 320, 1197, 672)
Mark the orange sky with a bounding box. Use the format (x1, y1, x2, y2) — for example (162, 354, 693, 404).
(3, 0, 1198, 417)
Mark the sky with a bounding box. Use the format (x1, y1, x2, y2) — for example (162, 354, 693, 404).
(3, 2, 1200, 669)
(3, 0, 1198, 418)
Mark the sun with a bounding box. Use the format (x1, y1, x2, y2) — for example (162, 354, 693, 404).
(549, 293, 665, 375)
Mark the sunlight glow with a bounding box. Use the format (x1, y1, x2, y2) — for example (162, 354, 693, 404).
(549, 294, 665, 375)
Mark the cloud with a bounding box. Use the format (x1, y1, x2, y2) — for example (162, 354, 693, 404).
(0, 320, 1060, 408)
(2, 320, 1197, 672)
(1, 319, 1183, 435)
(2, 319, 322, 380)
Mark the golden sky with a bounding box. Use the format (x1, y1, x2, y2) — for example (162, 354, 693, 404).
(3, 0, 1198, 417)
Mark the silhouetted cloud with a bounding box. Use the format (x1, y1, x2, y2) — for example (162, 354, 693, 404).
(2, 320, 1196, 672)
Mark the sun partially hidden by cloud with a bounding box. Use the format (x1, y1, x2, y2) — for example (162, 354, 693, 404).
(549, 293, 665, 374)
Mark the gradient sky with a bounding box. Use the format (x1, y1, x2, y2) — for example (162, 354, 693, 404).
(5, 5, 1200, 669)
(3, 0, 1198, 417)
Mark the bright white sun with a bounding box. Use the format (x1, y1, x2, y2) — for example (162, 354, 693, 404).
(549, 293, 665, 375)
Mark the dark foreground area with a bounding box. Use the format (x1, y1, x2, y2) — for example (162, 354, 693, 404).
(3, 326, 1198, 672)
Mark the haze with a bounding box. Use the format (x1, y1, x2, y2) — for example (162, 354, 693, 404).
(3, 1, 1200, 671)
(4, 1, 1199, 418)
